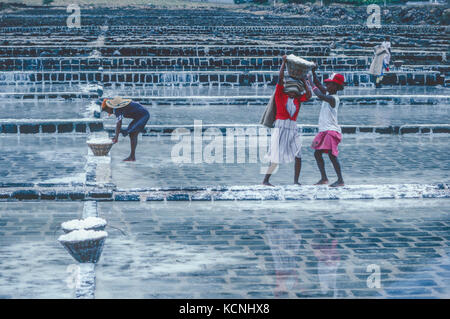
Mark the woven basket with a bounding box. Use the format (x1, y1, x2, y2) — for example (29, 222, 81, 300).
(286, 54, 315, 80)
(87, 142, 113, 156)
(60, 237, 106, 263)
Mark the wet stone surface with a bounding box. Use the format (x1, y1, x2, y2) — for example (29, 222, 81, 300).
(111, 135, 450, 189)
(0, 135, 87, 184)
(0, 100, 87, 119)
(137, 103, 450, 127)
(93, 199, 450, 298)
(0, 202, 83, 298)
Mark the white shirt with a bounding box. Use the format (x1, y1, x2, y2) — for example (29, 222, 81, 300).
(318, 95, 341, 133)
(286, 98, 296, 117)
(381, 41, 391, 65)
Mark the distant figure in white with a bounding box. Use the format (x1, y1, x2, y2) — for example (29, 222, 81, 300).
(369, 36, 391, 88)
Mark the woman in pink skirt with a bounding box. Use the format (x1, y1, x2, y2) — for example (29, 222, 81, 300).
(309, 67, 345, 187)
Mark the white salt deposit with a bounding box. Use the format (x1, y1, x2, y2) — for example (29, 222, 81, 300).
(58, 229, 108, 243)
(286, 54, 315, 67)
(87, 137, 112, 144)
(61, 217, 107, 231)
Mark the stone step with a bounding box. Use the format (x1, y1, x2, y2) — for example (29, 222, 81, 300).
(1, 24, 447, 34)
(0, 92, 98, 100)
(0, 56, 370, 72)
(127, 94, 450, 106)
(0, 183, 448, 201)
(0, 45, 447, 58)
(2, 56, 446, 72)
(0, 119, 103, 134)
(2, 92, 447, 105)
(0, 45, 331, 58)
(101, 123, 450, 135)
(0, 70, 442, 87)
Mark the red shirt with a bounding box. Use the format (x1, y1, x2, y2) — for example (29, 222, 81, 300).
(274, 83, 309, 122)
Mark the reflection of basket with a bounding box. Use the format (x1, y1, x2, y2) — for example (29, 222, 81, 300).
(87, 142, 113, 156)
(286, 54, 315, 80)
(59, 235, 107, 263)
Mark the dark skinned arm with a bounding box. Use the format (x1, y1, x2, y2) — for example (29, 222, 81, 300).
(278, 55, 287, 85)
(112, 119, 122, 143)
(311, 67, 327, 95)
(301, 77, 312, 101)
(308, 70, 336, 108)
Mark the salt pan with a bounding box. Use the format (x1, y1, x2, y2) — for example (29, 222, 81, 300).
(61, 217, 107, 232)
(58, 229, 108, 243)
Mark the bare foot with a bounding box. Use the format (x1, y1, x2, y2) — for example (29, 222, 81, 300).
(262, 182, 275, 187)
(329, 181, 344, 188)
(123, 156, 136, 162)
(314, 179, 329, 185)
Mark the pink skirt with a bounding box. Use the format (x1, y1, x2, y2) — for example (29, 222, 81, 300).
(311, 130, 342, 157)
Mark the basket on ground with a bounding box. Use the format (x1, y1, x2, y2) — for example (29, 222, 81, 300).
(87, 139, 113, 156)
(58, 230, 107, 263)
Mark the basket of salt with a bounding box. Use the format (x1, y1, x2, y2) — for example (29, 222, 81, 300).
(87, 137, 113, 156)
(61, 217, 107, 234)
(58, 229, 107, 263)
(285, 54, 316, 81)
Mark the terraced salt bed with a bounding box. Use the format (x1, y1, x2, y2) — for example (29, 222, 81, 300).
(0, 100, 88, 119)
(122, 102, 449, 127)
(1, 200, 448, 298)
(110, 134, 450, 189)
(0, 135, 87, 185)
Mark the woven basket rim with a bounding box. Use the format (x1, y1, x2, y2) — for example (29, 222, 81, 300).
(87, 142, 113, 146)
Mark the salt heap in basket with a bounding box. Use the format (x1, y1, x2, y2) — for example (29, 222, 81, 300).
(61, 217, 107, 233)
(87, 136, 113, 156)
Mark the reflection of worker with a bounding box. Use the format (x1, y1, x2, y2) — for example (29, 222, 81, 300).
(101, 96, 150, 161)
(266, 226, 302, 295)
(313, 239, 340, 297)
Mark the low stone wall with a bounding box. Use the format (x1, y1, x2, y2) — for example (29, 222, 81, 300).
(0, 119, 103, 134)
(0, 45, 330, 58)
(1, 70, 442, 87)
(100, 123, 450, 135)
(0, 183, 448, 202)
(129, 94, 450, 106)
(0, 56, 375, 72)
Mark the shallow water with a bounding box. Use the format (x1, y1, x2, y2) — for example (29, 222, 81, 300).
(0, 135, 87, 184)
(1, 200, 449, 298)
(138, 103, 450, 126)
(111, 134, 450, 189)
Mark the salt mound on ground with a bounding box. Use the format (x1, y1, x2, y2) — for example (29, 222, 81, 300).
(58, 229, 108, 243)
(61, 217, 107, 231)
